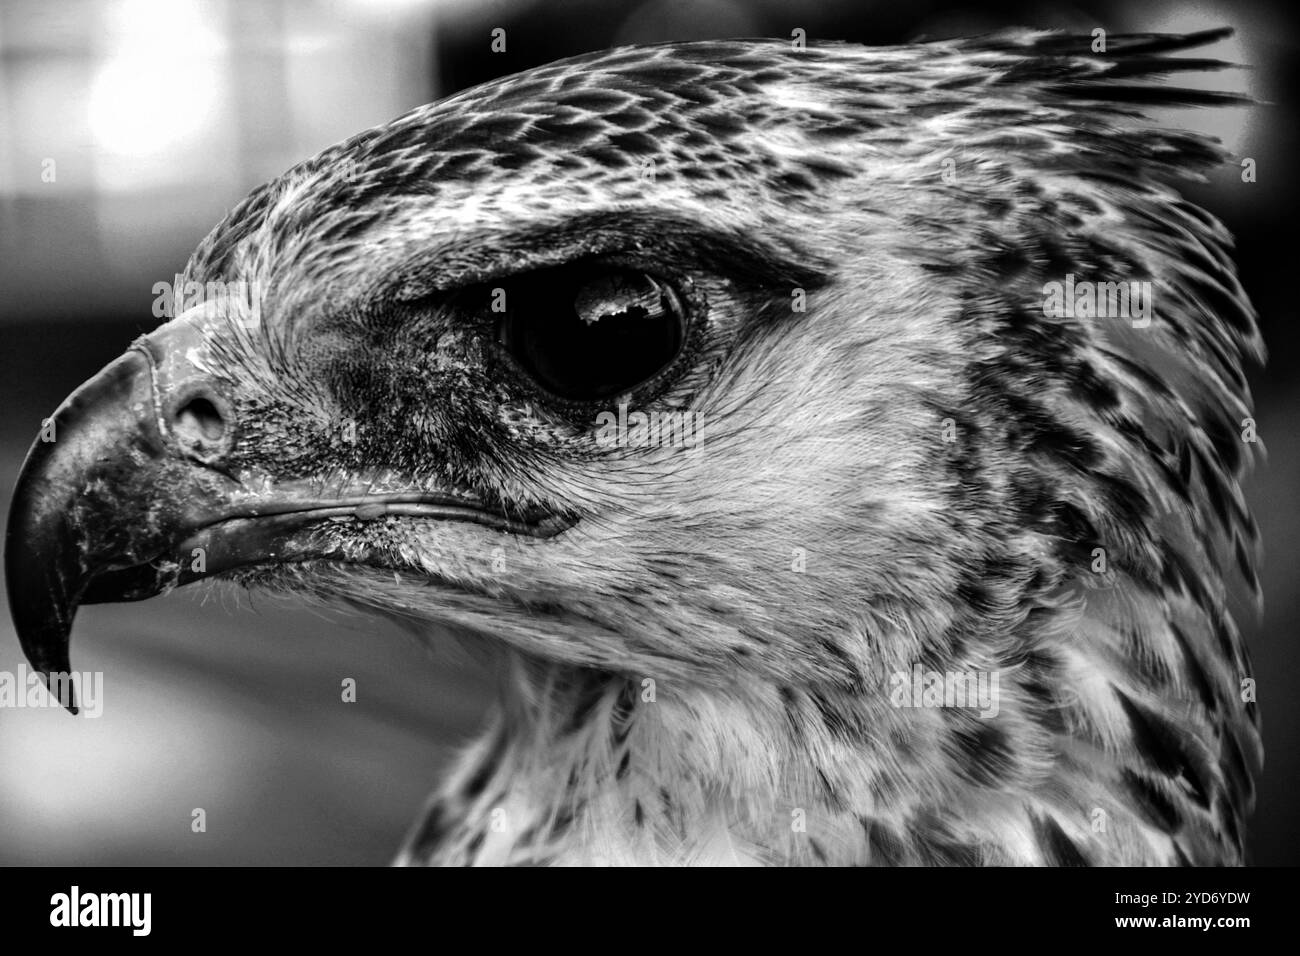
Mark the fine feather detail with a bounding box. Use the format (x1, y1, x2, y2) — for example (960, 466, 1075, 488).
(184, 30, 1261, 865)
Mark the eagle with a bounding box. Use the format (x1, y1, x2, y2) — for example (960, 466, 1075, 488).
(5, 29, 1263, 866)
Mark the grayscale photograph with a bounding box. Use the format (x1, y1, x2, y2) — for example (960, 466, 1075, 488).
(0, 0, 1295, 926)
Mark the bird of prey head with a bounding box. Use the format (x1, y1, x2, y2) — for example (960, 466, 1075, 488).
(7, 29, 1262, 865)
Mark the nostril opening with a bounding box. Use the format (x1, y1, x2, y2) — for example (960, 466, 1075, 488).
(173, 396, 227, 444)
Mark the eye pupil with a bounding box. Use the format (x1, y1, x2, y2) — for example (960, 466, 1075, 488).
(497, 268, 686, 402)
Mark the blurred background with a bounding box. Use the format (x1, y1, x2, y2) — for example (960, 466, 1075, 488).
(0, 0, 1296, 865)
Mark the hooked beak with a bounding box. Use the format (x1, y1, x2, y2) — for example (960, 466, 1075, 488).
(5, 312, 568, 713)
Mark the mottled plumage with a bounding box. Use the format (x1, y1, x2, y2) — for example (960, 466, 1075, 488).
(8, 30, 1262, 865)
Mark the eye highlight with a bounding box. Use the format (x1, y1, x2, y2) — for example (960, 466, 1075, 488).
(493, 266, 687, 403)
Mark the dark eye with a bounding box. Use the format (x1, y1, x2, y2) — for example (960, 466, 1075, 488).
(495, 267, 687, 402)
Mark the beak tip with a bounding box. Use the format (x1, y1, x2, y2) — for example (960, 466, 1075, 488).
(16, 629, 79, 712)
